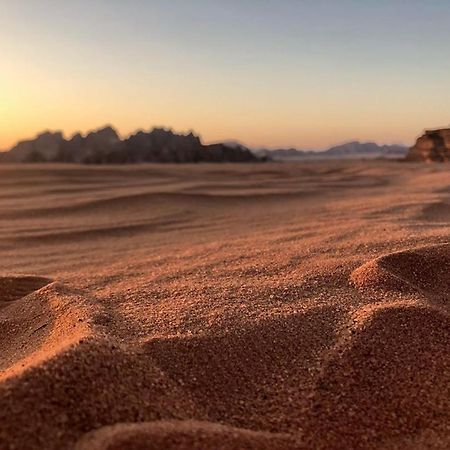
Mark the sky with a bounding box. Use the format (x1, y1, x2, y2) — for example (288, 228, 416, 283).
(1, 0, 450, 150)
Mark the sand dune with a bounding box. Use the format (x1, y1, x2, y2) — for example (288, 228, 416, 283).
(0, 276, 51, 304)
(351, 244, 450, 296)
(303, 302, 449, 449)
(0, 161, 449, 449)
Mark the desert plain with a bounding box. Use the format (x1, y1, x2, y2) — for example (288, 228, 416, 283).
(0, 161, 449, 449)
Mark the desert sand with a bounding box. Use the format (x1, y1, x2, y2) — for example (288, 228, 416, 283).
(0, 161, 448, 449)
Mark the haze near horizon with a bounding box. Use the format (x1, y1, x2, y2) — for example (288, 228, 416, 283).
(2, 0, 450, 150)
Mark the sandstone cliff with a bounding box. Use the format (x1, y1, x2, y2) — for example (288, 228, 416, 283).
(407, 129, 450, 162)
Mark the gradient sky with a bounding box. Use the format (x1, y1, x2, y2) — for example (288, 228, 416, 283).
(2, 0, 450, 150)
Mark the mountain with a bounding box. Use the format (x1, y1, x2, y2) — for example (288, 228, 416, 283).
(56, 126, 121, 163)
(255, 141, 408, 160)
(406, 128, 450, 162)
(325, 141, 407, 158)
(1, 131, 410, 164)
(0, 126, 259, 164)
(6, 131, 65, 162)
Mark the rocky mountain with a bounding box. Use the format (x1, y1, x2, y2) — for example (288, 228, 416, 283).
(1, 130, 412, 164)
(0, 126, 259, 164)
(56, 126, 121, 163)
(6, 131, 65, 162)
(406, 128, 450, 162)
(119, 129, 203, 163)
(255, 141, 408, 161)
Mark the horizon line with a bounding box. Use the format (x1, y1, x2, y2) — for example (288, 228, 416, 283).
(1, 124, 415, 153)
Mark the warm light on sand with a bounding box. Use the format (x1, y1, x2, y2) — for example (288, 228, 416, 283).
(2, 2, 450, 448)
(0, 162, 449, 448)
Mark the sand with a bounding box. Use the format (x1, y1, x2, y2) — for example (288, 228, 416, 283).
(0, 161, 448, 449)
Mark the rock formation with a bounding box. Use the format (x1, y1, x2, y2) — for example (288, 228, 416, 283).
(121, 129, 203, 163)
(57, 126, 121, 163)
(7, 131, 64, 162)
(0, 126, 260, 164)
(407, 128, 450, 162)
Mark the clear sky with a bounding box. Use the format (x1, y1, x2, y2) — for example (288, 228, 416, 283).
(2, 0, 450, 150)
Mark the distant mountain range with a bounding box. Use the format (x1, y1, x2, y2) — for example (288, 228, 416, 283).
(254, 141, 408, 160)
(0, 126, 259, 164)
(0, 127, 409, 164)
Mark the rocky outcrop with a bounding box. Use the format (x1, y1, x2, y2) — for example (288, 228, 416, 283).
(407, 128, 450, 162)
(7, 131, 64, 162)
(201, 143, 258, 162)
(120, 129, 203, 163)
(1, 126, 260, 164)
(57, 126, 121, 163)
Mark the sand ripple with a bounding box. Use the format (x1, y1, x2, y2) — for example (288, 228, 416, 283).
(0, 163, 449, 449)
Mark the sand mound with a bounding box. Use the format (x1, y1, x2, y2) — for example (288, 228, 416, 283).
(0, 303, 340, 449)
(0, 281, 116, 448)
(0, 276, 51, 305)
(0, 277, 203, 450)
(75, 420, 298, 450)
(0, 282, 94, 379)
(0, 339, 200, 450)
(303, 303, 450, 449)
(350, 243, 450, 297)
(145, 306, 339, 432)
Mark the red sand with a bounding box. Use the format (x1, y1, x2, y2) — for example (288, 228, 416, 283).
(0, 161, 448, 449)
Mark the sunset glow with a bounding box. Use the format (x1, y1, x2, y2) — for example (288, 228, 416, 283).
(2, 0, 450, 150)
